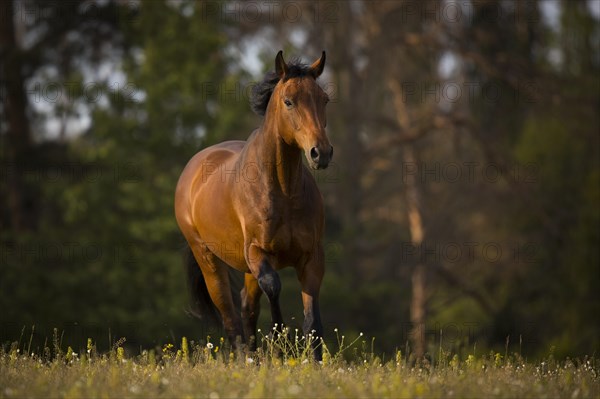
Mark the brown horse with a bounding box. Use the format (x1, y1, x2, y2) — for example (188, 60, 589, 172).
(174, 51, 332, 359)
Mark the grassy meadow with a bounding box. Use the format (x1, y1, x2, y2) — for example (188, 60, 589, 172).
(1, 329, 598, 399)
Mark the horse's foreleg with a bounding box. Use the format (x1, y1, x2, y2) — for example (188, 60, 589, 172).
(241, 273, 262, 350)
(246, 245, 284, 331)
(298, 246, 325, 361)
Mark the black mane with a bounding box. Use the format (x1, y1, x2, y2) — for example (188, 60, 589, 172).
(250, 58, 314, 116)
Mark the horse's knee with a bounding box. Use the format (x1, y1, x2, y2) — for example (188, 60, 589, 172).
(257, 269, 281, 300)
(241, 288, 255, 315)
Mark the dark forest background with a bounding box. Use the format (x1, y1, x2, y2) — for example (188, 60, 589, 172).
(1, 0, 598, 360)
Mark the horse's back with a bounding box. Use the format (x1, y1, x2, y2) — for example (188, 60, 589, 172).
(189, 140, 245, 169)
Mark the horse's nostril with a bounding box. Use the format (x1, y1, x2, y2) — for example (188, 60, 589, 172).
(310, 147, 320, 162)
(330, 146, 334, 159)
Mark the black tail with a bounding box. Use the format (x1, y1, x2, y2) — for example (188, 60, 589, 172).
(184, 246, 221, 326)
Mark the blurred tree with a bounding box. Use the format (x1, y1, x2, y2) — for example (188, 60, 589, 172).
(0, 0, 597, 358)
(510, 0, 600, 356)
(0, 0, 254, 349)
(1, 0, 127, 348)
(0, 0, 34, 232)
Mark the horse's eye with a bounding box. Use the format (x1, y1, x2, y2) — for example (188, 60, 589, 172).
(284, 98, 293, 108)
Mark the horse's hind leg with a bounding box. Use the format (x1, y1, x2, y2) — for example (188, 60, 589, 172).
(192, 244, 244, 346)
(241, 273, 262, 350)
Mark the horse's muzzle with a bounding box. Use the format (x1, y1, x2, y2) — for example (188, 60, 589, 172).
(309, 145, 333, 169)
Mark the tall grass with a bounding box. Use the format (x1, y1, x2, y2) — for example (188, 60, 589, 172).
(1, 328, 598, 398)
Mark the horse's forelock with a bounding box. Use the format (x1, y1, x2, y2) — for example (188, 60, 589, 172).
(249, 58, 314, 116)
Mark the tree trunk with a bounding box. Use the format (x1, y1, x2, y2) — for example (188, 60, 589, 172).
(0, 0, 34, 232)
(389, 78, 428, 361)
(403, 145, 427, 361)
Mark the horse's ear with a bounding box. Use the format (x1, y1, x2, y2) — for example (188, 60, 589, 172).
(275, 50, 288, 79)
(310, 51, 326, 78)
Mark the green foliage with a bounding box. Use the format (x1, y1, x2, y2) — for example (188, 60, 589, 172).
(510, 106, 599, 357)
(1, 0, 254, 349)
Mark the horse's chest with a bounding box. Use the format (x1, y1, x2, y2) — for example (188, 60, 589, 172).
(257, 208, 311, 255)
(260, 211, 291, 248)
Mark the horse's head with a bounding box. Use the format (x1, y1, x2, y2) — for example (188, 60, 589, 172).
(269, 51, 333, 170)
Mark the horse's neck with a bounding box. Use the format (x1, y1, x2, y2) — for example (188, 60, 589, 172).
(245, 124, 303, 197)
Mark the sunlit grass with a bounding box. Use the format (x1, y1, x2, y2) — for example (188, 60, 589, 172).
(1, 328, 598, 399)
